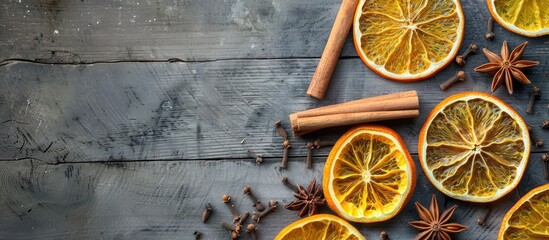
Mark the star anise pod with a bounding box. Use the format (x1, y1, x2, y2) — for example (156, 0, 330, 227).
(474, 41, 539, 94)
(409, 195, 468, 240)
(283, 178, 325, 217)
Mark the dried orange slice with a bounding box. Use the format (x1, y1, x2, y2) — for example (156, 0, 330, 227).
(274, 214, 365, 240)
(323, 125, 416, 223)
(487, 0, 549, 37)
(419, 92, 530, 203)
(498, 184, 549, 239)
(353, 0, 465, 81)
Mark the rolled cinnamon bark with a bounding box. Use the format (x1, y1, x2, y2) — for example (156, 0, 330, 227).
(289, 91, 420, 136)
(306, 0, 361, 99)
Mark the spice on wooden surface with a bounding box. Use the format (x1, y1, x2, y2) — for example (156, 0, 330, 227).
(306, 0, 360, 99)
(243, 186, 266, 212)
(252, 200, 278, 223)
(485, 17, 495, 40)
(474, 41, 539, 94)
(201, 203, 212, 223)
(289, 91, 419, 136)
(541, 120, 549, 129)
(528, 125, 544, 148)
(246, 224, 258, 240)
(409, 195, 467, 240)
(246, 150, 263, 165)
(283, 178, 325, 217)
(275, 120, 291, 168)
(527, 86, 540, 114)
(440, 71, 466, 91)
(222, 195, 241, 223)
(455, 44, 478, 66)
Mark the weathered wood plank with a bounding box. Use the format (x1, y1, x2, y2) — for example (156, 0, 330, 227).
(1, 57, 547, 164)
(0, 154, 545, 239)
(1, 0, 548, 62)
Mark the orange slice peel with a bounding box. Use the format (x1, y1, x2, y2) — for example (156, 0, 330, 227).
(353, 0, 465, 81)
(419, 92, 530, 203)
(274, 214, 366, 240)
(498, 183, 549, 239)
(323, 125, 416, 223)
(487, 0, 549, 37)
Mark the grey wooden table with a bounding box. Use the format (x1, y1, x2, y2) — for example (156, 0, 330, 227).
(0, 0, 547, 239)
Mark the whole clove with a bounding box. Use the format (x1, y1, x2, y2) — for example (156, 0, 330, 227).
(246, 224, 258, 240)
(380, 231, 389, 240)
(455, 44, 478, 66)
(541, 120, 549, 129)
(252, 200, 278, 222)
(486, 17, 495, 40)
(194, 231, 202, 239)
(440, 71, 466, 91)
(246, 150, 263, 164)
(243, 186, 266, 212)
(221, 221, 240, 239)
(313, 139, 337, 149)
(222, 194, 241, 223)
(201, 203, 213, 223)
(281, 176, 299, 192)
(275, 120, 291, 169)
(526, 86, 540, 114)
(528, 125, 544, 148)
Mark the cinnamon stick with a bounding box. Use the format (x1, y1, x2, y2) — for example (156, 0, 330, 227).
(291, 110, 419, 136)
(289, 91, 420, 136)
(306, 0, 360, 100)
(297, 91, 418, 118)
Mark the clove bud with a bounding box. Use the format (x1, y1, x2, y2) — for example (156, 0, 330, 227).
(455, 44, 478, 66)
(528, 125, 544, 148)
(440, 71, 466, 91)
(541, 120, 549, 129)
(252, 200, 278, 222)
(201, 203, 212, 223)
(281, 176, 298, 192)
(246, 150, 263, 164)
(243, 186, 266, 212)
(275, 120, 291, 169)
(246, 224, 258, 240)
(222, 194, 241, 223)
(194, 231, 202, 240)
(380, 231, 389, 240)
(486, 17, 495, 40)
(527, 86, 540, 114)
(221, 221, 240, 239)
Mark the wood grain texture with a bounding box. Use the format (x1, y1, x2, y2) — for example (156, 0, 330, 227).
(1, 57, 547, 164)
(0, 0, 548, 239)
(0, 0, 548, 63)
(0, 0, 343, 62)
(0, 154, 546, 239)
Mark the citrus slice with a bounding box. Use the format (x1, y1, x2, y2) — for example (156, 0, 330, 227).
(419, 92, 530, 203)
(353, 0, 465, 81)
(487, 0, 549, 37)
(274, 214, 365, 240)
(498, 184, 549, 239)
(323, 125, 416, 223)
